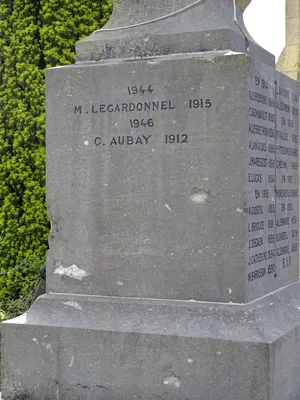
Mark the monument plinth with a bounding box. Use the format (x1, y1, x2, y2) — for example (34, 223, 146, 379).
(2, 1, 300, 399)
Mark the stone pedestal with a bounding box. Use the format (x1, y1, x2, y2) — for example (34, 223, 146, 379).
(3, 283, 300, 400)
(2, 1, 300, 399)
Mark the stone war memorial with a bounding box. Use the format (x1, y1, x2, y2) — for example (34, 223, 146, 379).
(2, 0, 300, 399)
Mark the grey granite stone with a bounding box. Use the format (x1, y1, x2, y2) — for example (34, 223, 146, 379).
(3, 282, 300, 400)
(45, 52, 299, 304)
(76, 0, 274, 66)
(2, 2, 300, 399)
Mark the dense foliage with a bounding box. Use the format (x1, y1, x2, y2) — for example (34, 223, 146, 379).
(0, 0, 113, 312)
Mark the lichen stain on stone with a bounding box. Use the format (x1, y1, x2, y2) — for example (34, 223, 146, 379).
(190, 187, 213, 204)
(162, 375, 181, 388)
(62, 301, 83, 311)
(69, 355, 75, 368)
(43, 343, 54, 355)
(53, 263, 90, 281)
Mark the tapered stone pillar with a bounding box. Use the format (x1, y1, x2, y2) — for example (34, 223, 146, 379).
(277, 0, 300, 80)
(2, 1, 300, 399)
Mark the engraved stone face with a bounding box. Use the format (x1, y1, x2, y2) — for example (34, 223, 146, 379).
(46, 53, 299, 304)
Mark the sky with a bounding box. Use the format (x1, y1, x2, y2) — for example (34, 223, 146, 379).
(244, 0, 286, 60)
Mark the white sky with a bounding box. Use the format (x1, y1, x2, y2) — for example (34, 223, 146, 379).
(244, 0, 286, 60)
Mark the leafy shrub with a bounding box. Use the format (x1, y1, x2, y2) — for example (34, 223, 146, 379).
(0, 0, 113, 312)
(5, 294, 34, 320)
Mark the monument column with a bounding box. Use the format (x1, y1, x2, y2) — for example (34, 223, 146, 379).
(2, 1, 300, 399)
(277, 0, 300, 80)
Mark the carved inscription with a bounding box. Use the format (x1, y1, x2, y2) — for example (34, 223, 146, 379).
(247, 75, 299, 284)
(73, 85, 212, 147)
(71, 67, 299, 293)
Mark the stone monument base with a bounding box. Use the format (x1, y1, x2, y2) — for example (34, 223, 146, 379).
(2, 283, 300, 400)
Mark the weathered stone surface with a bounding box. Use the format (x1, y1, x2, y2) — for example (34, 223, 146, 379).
(76, 0, 274, 65)
(2, 2, 300, 399)
(45, 52, 299, 304)
(3, 282, 300, 400)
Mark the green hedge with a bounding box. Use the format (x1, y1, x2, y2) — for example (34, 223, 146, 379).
(0, 0, 113, 311)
